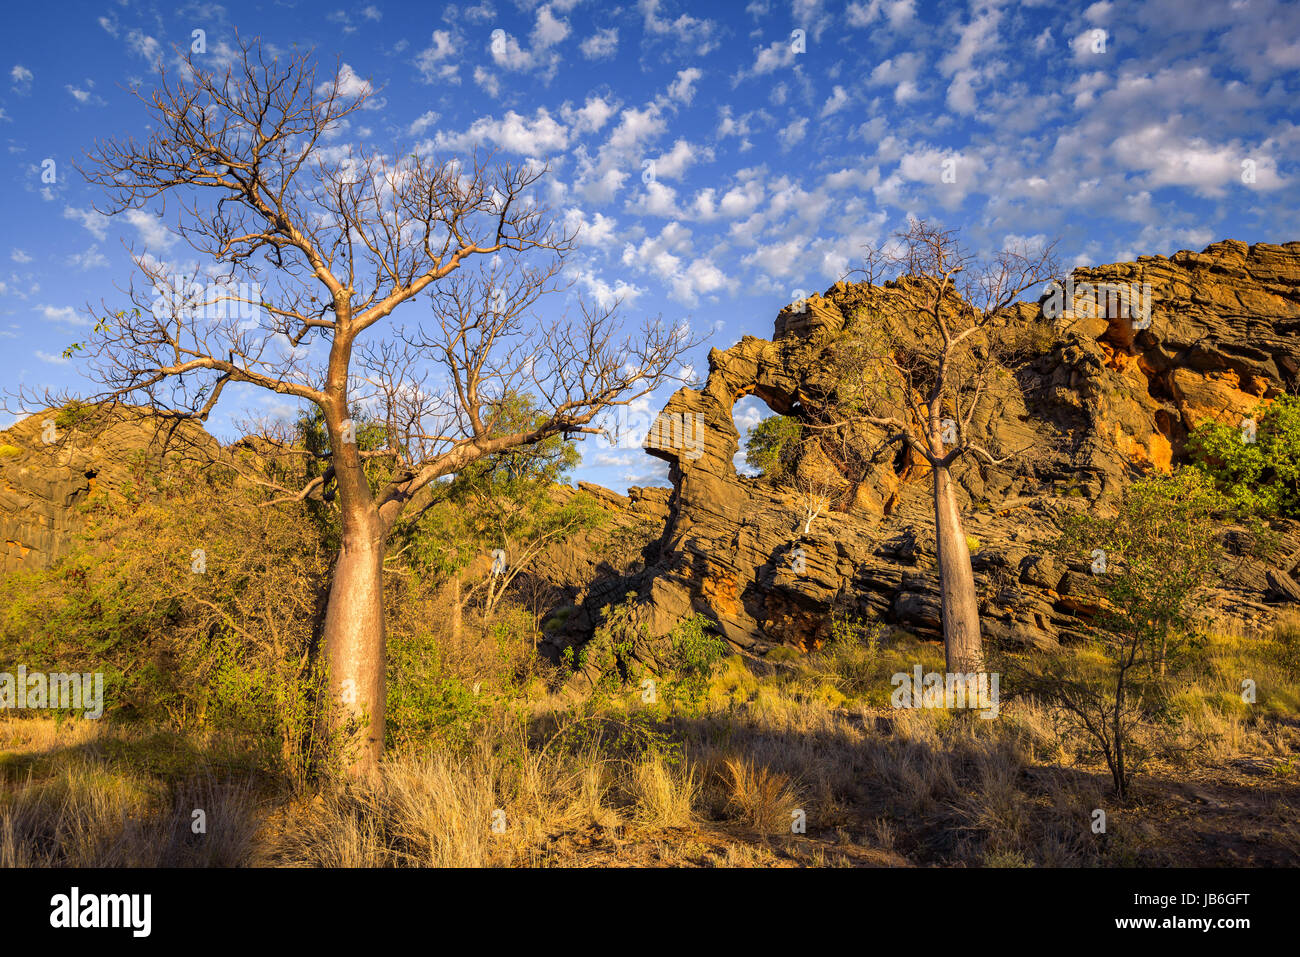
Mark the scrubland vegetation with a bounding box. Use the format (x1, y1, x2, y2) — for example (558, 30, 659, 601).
(1, 408, 1297, 867)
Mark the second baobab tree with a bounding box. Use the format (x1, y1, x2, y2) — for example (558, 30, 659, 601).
(32, 41, 694, 774)
(829, 221, 1058, 673)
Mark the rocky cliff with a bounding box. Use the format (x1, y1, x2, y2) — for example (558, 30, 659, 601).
(0, 407, 218, 576)
(552, 240, 1300, 676)
(3, 241, 1298, 671)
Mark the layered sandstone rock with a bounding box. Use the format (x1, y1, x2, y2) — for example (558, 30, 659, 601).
(0, 408, 219, 576)
(557, 240, 1300, 678)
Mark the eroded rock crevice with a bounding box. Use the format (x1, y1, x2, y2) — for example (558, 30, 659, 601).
(555, 240, 1300, 677)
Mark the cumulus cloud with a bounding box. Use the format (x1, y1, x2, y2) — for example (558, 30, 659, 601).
(415, 31, 459, 83)
(639, 0, 719, 55)
(429, 108, 568, 155)
(580, 27, 618, 59)
(667, 67, 702, 104)
(652, 138, 711, 179)
(10, 64, 32, 95)
(64, 207, 109, 240)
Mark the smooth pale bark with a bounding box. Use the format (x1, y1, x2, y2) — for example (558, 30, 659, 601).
(932, 463, 983, 673)
(321, 504, 387, 776)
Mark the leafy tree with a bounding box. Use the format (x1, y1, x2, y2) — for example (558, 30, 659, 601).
(0, 456, 333, 785)
(1029, 469, 1228, 797)
(394, 393, 604, 625)
(1187, 394, 1300, 518)
(743, 415, 801, 480)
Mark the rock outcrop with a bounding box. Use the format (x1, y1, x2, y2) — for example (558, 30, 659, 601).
(0, 408, 218, 575)
(556, 240, 1300, 675)
(3, 241, 1298, 674)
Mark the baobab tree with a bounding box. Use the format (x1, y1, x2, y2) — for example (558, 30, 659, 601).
(22, 40, 693, 774)
(829, 221, 1058, 673)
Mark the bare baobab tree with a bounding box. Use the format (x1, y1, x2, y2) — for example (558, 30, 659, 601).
(20, 40, 694, 774)
(831, 221, 1058, 673)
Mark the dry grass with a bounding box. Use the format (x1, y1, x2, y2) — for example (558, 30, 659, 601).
(2, 621, 1297, 868)
(0, 724, 260, 867)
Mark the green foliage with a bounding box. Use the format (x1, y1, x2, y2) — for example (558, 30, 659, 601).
(743, 414, 801, 480)
(662, 614, 727, 709)
(0, 457, 334, 784)
(385, 637, 489, 754)
(1188, 394, 1300, 518)
(53, 400, 101, 432)
(1062, 468, 1227, 658)
(1040, 469, 1233, 795)
(393, 392, 598, 583)
(578, 599, 725, 712)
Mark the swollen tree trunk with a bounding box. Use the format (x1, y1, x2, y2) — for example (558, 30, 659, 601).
(932, 463, 983, 673)
(319, 335, 390, 777)
(321, 500, 387, 777)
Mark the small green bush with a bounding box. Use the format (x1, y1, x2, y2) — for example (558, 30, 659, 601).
(743, 415, 802, 480)
(1188, 394, 1300, 518)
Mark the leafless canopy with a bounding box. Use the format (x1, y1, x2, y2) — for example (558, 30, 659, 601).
(832, 219, 1060, 469)
(17, 37, 694, 525)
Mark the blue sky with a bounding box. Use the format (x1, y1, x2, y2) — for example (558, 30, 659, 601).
(1, 0, 1297, 491)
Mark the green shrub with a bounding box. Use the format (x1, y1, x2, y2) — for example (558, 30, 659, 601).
(743, 414, 802, 480)
(0, 458, 333, 784)
(663, 614, 727, 709)
(1188, 394, 1300, 518)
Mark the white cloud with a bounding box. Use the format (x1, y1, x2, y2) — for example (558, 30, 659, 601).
(778, 117, 809, 148)
(563, 208, 619, 247)
(571, 267, 644, 309)
(430, 108, 569, 155)
(846, 0, 915, 29)
(473, 66, 500, 97)
(938, 5, 1001, 77)
(40, 305, 85, 326)
(10, 64, 32, 95)
(1070, 28, 1110, 62)
(946, 69, 978, 114)
(1112, 123, 1287, 196)
(126, 30, 161, 62)
(652, 138, 710, 179)
(531, 5, 571, 47)
(620, 222, 733, 304)
(67, 245, 108, 270)
(630, 179, 681, 217)
(561, 96, 616, 134)
(408, 110, 441, 135)
(580, 27, 619, 59)
(10, 249, 32, 263)
(820, 85, 850, 117)
(64, 206, 109, 240)
(667, 67, 702, 104)
(123, 209, 177, 250)
(639, 0, 719, 55)
(320, 64, 385, 108)
(415, 30, 459, 83)
(746, 39, 797, 79)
